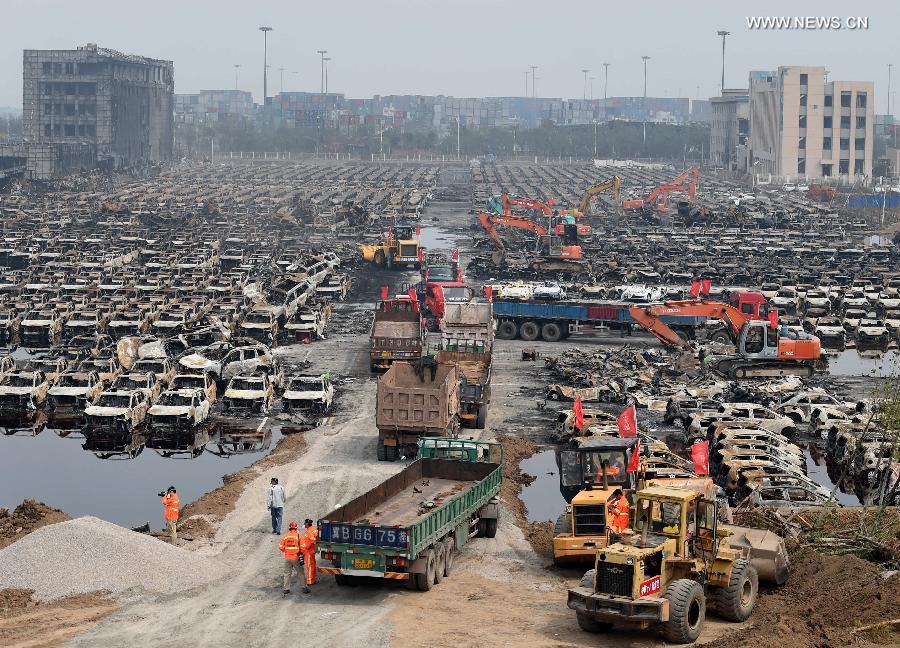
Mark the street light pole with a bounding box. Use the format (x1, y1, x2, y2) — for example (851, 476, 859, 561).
(581, 69, 589, 101)
(590, 76, 595, 101)
(530, 65, 537, 97)
(259, 27, 272, 103)
(279, 67, 284, 94)
(641, 56, 650, 147)
(456, 117, 461, 160)
(603, 63, 610, 100)
(317, 50, 327, 94)
(233, 64, 241, 91)
(593, 120, 598, 158)
(524, 71, 528, 96)
(717, 30, 730, 95)
(324, 57, 331, 93)
(888, 63, 893, 116)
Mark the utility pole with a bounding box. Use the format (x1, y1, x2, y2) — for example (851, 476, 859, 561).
(641, 56, 650, 147)
(603, 63, 610, 100)
(530, 65, 537, 97)
(717, 30, 730, 95)
(233, 64, 241, 91)
(259, 27, 272, 104)
(593, 120, 598, 158)
(279, 67, 284, 94)
(524, 71, 528, 96)
(456, 116, 461, 160)
(590, 76, 595, 101)
(324, 57, 331, 93)
(581, 68, 589, 101)
(888, 63, 893, 116)
(317, 50, 327, 94)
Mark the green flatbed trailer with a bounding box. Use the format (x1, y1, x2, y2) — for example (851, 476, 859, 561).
(317, 437, 502, 590)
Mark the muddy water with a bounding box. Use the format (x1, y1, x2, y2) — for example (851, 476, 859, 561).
(0, 422, 281, 528)
(827, 350, 900, 377)
(520, 449, 566, 522)
(804, 448, 860, 506)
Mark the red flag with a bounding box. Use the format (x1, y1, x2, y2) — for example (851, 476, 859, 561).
(626, 439, 641, 473)
(418, 248, 424, 262)
(689, 281, 701, 298)
(768, 311, 778, 328)
(380, 286, 389, 302)
(452, 248, 459, 261)
(617, 403, 637, 438)
(547, 197, 555, 206)
(416, 224, 421, 237)
(408, 287, 417, 302)
(691, 441, 710, 476)
(573, 396, 584, 431)
(484, 285, 493, 303)
(700, 279, 712, 295)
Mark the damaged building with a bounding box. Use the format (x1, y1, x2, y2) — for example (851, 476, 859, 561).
(22, 43, 174, 178)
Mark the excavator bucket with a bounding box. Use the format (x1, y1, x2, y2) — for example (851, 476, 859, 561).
(722, 524, 791, 585)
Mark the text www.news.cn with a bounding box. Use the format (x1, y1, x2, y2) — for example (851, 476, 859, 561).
(746, 16, 869, 30)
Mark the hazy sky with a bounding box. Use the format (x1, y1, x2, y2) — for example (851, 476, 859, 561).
(1, 0, 897, 110)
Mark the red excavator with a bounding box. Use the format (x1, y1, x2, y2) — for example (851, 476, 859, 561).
(495, 194, 592, 236)
(622, 165, 699, 213)
(628, 299, 822, 378)
(476, 212, 584, 272)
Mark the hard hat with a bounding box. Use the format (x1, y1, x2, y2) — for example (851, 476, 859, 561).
(304, 518, 313, 526)
(288, 521, 298, 530)
(167, 486, 176, 492)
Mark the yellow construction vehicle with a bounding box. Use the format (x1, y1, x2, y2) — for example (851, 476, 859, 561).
(359, 225, 421, 270)
(577, 176, 622, 216)
(567, 485, 789, 644)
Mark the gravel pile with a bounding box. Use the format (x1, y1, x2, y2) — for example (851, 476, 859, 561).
(0, 516, 223, 600)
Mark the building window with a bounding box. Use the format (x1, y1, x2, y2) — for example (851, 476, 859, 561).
(64, 125, 76, 136)
(824, 116, 832, 128)
(53, 63, 62, 74)
(840, 138, 850, 150)
(78, 125, 86, 136)
(857, 93, 867, 108)
(841, 92, 851, 107)
(840, 115, 851, 129)
(42, 62, 52, 74)
(798, 159, 806, 174)
(800, 73, 808, 86)
(64, 103, 76, 116)
(64, 62, 74, 75)
(839, 160, 849, 174)
(823, 137, 832, 150)
(854, 159, 864, 174)
(856, 116, 866, 129)
(799, 115, 806, 128)
(824, 95, 833, 107)
(855, 138, 866, 151)
(800, 93, 807, 107)
(43, 103, 52, 115)
(799, 137, 806, 149)
(43, 124, 51, 137)
(822, 164, 832, 176)
(86, 124, 96, 136)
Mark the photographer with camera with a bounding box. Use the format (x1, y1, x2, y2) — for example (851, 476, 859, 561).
(159, 486, 180, 544)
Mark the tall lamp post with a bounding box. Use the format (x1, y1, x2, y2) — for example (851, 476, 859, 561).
(259, 27, 272, 103)
(717, 30, 730, 95)
(530, 65, 537, 97)
(581, 68, 589, 101)
(641, 56, 650, 146)
(317, 50, 327, 94)
(324, 57, 331, 93)
(233, 64, 241, 91)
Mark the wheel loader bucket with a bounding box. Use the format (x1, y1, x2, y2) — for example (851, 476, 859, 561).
(359, 245, 376, 262)
(723, 524, 790, 585)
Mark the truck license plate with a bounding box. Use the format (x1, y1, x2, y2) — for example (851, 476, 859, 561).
(353, 558, 374, 569)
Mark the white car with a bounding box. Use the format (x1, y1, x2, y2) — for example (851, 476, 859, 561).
(857, 319, 890, 344)
(782, 183, 797, 192)
(842, 291, 867, 309)
(223, 374, 275, 414)
(778, 390, 858, 424)
(759, 283, 780, 300)
(814, 317, 846, 345)
(796, 183, 810, 192)
(497, 282, 532, 301)
(532, 282, 567, 301)
(803, 290, 831, 312)
(879, 293, 900, 310)
(282, 374, 334, 414)
(687, 402, 797, 438)
(148, 388, 211, 430)
(883, 309, 900, 334)
(771, 289, 798, 314)
(85, 390, 151, 431)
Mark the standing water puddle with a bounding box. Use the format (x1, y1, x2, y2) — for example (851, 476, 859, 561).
(827, 350, 900, 377)
(520, 449, 566, 523)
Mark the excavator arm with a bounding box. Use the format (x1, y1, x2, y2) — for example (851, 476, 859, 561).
(485, 214, 548, 236)
(628, 300, 751, 348)
(477, 213, 506, 252)
(503, 194, 553, 215)
(578, 177, 622, 214)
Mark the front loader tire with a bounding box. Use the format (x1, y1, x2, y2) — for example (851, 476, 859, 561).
(553, 511, 571, 536)
(663, 579, 706, 644)
(711, 559, 758, 622)
(576, 612, 612, 633)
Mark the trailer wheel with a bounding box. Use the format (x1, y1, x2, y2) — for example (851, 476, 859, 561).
(415, 549, 436, 591)
(433, 546, 446, 584)
(376, 442, 387, 461)
(519, 321, 540, 341)
(710, 330, 731, 345)
(442, 538, 454, 576)
(541, 322, 563, 342)
(663, 579, 705, 644)
(385, 444, 399, 461)
(497, 320, 518, 340)
(475, 404, 488, 429)
(484, 517, 498, 538)
(475, 518, 487, 537)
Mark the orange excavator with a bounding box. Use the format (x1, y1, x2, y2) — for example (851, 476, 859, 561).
(476, 212, 584, 272)
(494, 194, 592, 237)
(628, 299, 822, 378)
(622, 165, 699, 213)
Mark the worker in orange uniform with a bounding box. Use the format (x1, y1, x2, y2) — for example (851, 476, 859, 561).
(607, 488, 630, 534)
(279, 521, 303, 596)
(160, 486, 179, 544)
(300, 518, 318, 593)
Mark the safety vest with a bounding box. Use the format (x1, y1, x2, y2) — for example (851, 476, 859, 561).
(609, 496, 630, 530)
(305, 526, 319, 543)
(280, 531, 302, 561)
(162, 493, 179, 522)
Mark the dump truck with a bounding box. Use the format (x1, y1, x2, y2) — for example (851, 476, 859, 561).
(369, 296, 425, 372)
(567, 485, 789, 644)
(436, 350, 491, 429)
(375, 360, 460, 461)
(317, 437, 502, 590)
(440, 301, 494, 353)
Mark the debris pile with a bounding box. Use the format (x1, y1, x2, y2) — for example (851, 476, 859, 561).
(544, 346, 673, 403)
(0, 499, 71, 550)
(0, 517, 222, 599)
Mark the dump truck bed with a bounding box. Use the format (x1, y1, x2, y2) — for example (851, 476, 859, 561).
(376, 361, 459, 433)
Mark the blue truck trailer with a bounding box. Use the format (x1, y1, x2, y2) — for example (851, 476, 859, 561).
(491, 299, 706, 342)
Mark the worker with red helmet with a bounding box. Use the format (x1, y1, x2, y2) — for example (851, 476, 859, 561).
(300, 518, 318, 592)
(279, 521, 303, 596)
